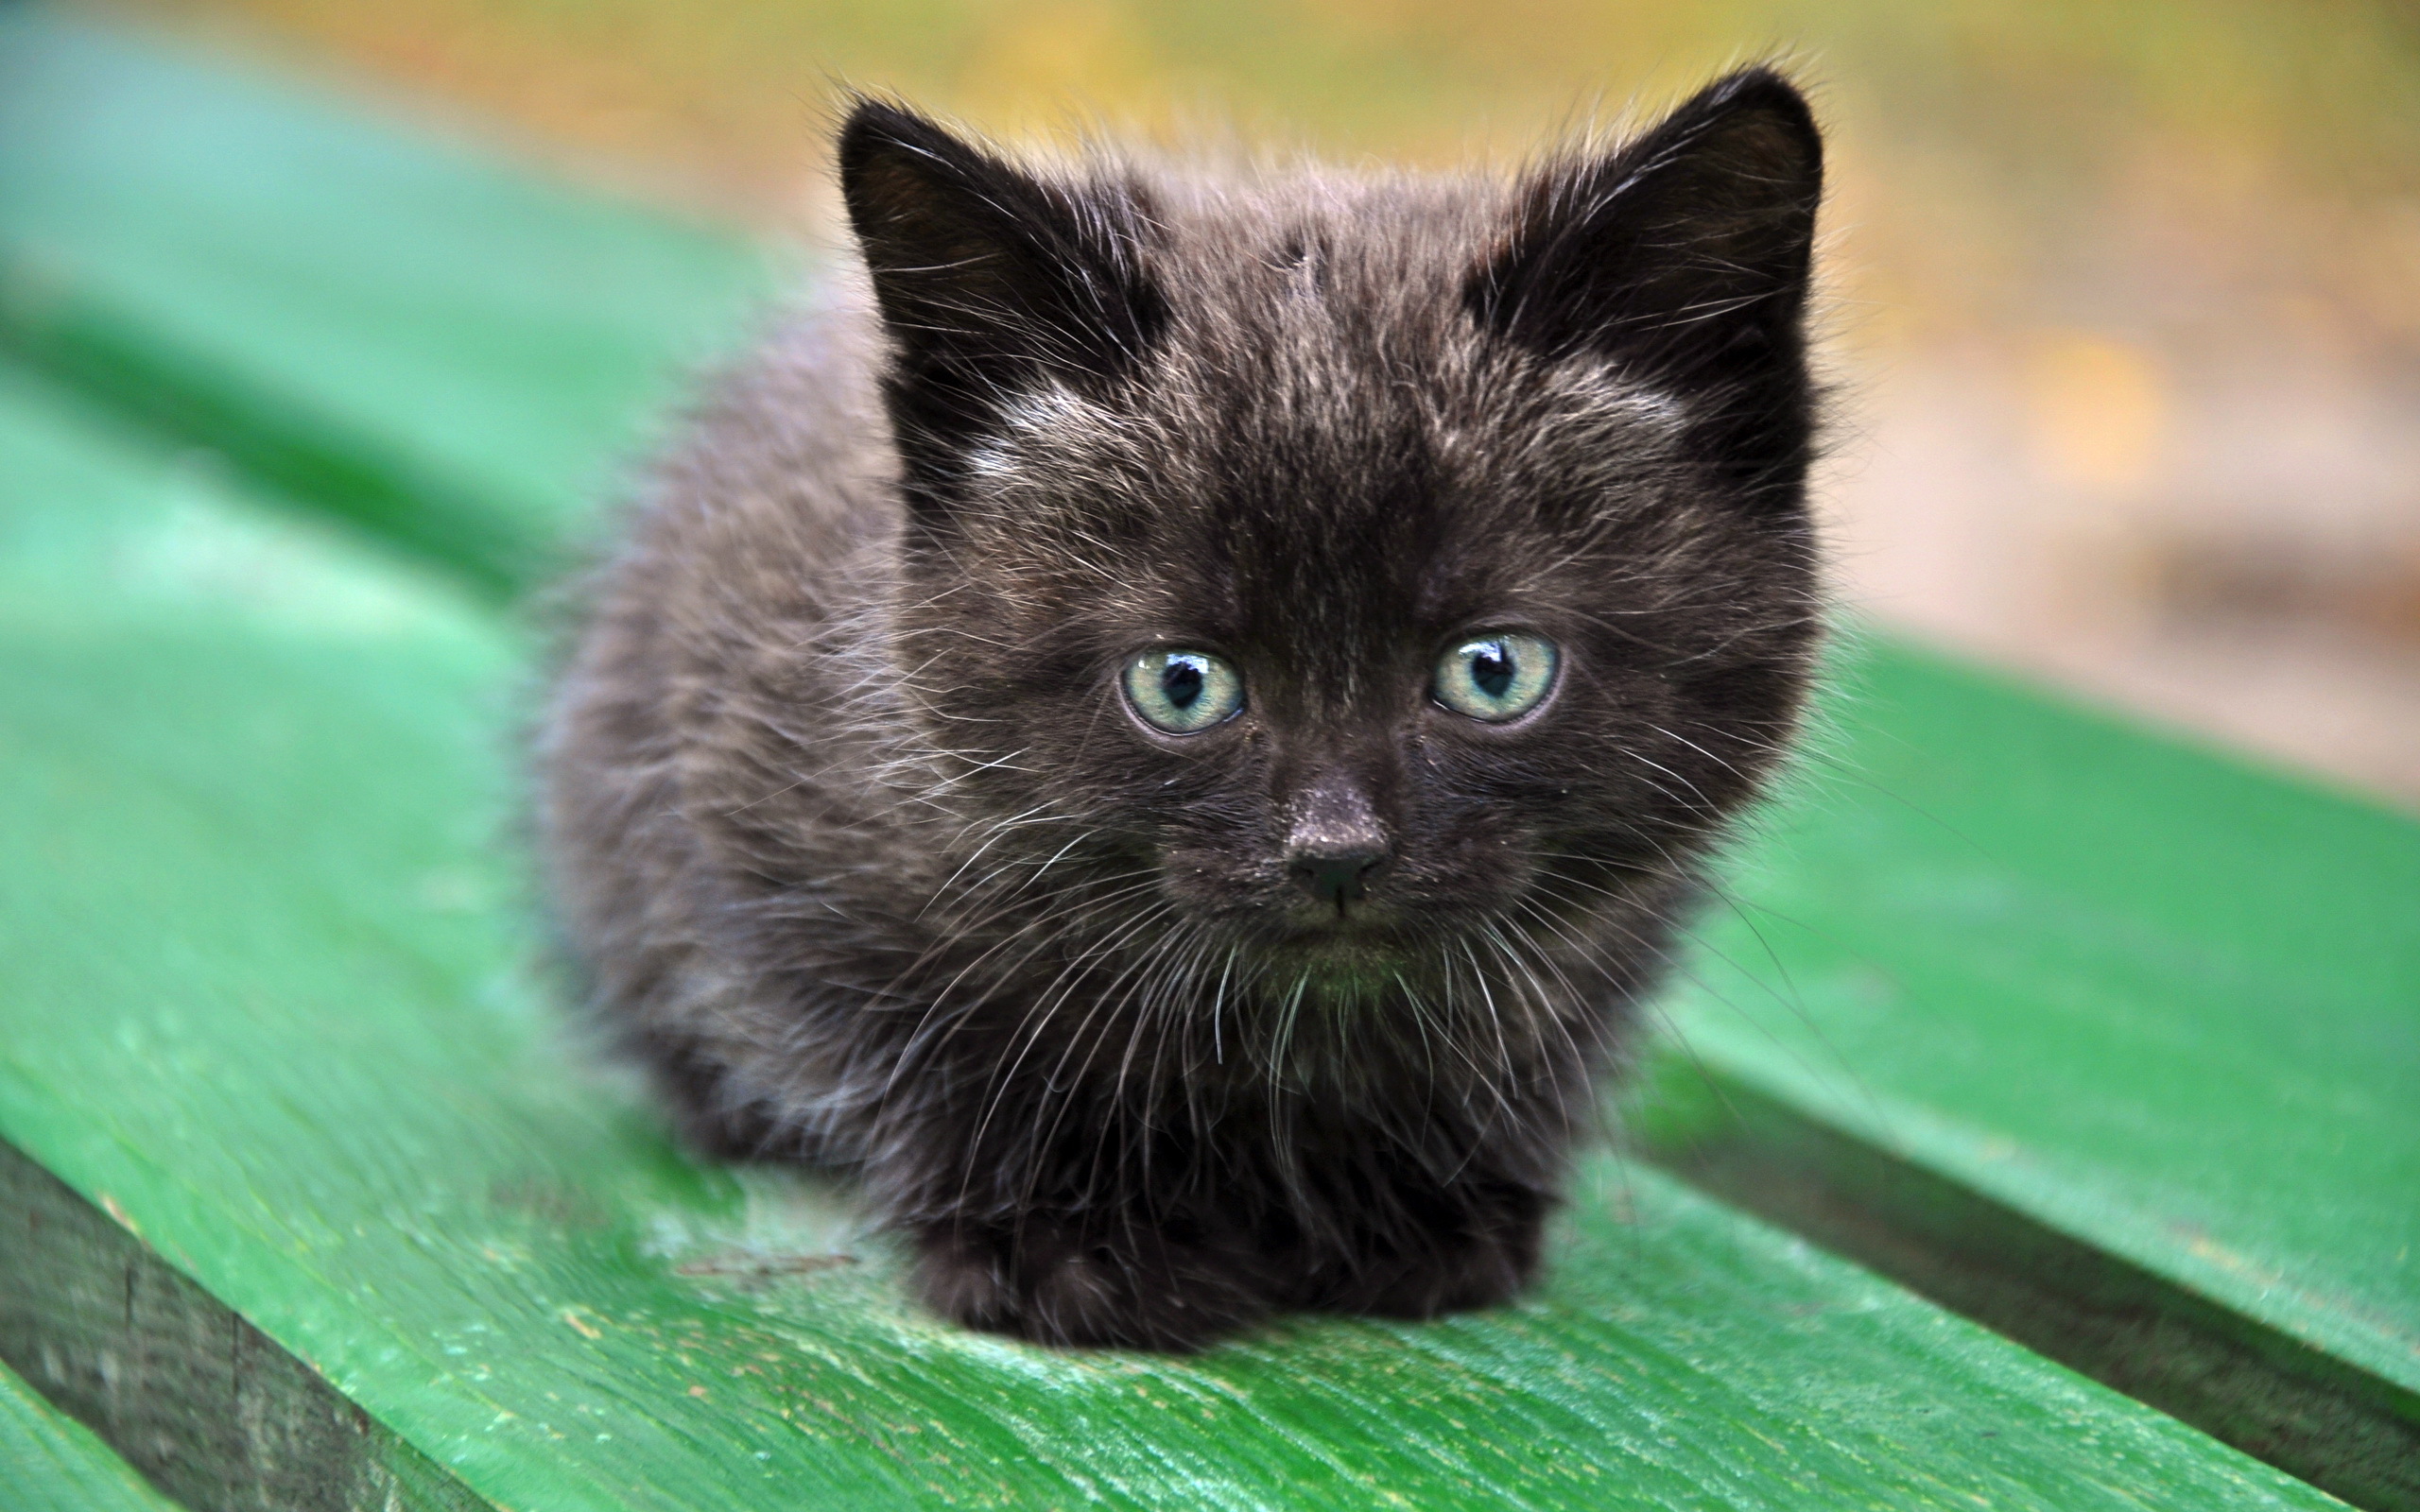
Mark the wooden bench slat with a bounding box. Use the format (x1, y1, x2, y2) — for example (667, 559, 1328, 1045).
(1693, 644, 2420, 1376)
(1629, 644, 2420, 1503)
(0, 8, 772, 593)
(0, 364, 2341, 1509)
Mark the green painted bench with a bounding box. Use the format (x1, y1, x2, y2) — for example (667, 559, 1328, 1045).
(1, 10, 2411, 1510)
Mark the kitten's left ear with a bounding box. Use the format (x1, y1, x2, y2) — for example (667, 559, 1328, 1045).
(838, 99, 1167, 502)
(1468, 69, 1824, 483)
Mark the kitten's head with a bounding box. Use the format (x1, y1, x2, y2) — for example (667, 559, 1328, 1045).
(840, 74, 1824, 1021)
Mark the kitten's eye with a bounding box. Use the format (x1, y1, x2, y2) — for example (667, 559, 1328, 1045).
(1433, 633, 1559, 723)
(1122, 649, 1244, 734)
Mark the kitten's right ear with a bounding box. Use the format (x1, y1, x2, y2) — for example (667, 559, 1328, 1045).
(838, 99, 1167, 493)
(1468, 70, 1824, 489)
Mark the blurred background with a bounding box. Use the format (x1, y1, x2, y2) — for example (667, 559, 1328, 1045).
(95, 0, 2420, 805)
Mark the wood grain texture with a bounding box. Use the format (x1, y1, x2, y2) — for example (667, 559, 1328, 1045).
(0, 364, 2344, 1509)
(0, 1351, 189, 1512)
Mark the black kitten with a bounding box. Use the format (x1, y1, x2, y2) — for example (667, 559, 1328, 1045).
(537, 70, 1825, 1349)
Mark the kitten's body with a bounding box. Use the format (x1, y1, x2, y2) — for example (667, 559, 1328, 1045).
(540, 74, 1824, 1349)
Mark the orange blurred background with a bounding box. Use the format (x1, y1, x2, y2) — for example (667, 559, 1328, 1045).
(99, 0, 2420, 803)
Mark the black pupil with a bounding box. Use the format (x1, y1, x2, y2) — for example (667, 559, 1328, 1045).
(1162, 658, 1205, 709)
(1470, 643, 1514, 699)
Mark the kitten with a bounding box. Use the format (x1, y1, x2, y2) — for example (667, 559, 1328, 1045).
(537, 69, 1825, 1350)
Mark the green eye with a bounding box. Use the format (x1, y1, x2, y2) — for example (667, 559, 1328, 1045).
(1433, 633, 1559, 723)
(1123, 649, 1244, 734)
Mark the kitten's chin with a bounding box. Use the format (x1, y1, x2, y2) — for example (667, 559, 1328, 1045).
(1255, 923, 1426, 1001)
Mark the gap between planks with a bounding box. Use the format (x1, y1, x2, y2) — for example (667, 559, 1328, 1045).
(1627, 1050, 2420, 1512)
(0, 1138, 499, 1512)
(0, 250, 536, 601)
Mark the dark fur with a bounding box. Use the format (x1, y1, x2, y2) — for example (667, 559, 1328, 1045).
(537, 71, 1826, 1349)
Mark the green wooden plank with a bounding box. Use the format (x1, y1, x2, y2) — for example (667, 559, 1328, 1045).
(1632, 643, 2420, 1505)
(0, 6, 776, 594)
(0, 1354, 188, 1512)
(0, 364, 2343, 1510)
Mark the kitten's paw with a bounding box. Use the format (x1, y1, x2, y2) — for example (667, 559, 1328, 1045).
(911, 1218, 1270, 1351)
(1313, 1211, 1547, 1320)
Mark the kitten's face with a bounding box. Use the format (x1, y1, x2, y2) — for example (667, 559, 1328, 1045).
(844, 77, 1824, 1012)
(899, 344, 1813, 998)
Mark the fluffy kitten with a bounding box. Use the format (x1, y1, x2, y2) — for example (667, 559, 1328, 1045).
(538, 69, 1825, 1349)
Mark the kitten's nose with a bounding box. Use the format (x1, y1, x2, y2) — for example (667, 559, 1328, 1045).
(1285, 778, 1391, 913)
(1288, 845, 1387, 910)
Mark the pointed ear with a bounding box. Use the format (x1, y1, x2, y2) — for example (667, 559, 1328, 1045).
(1466, 69, 1823, 482)
(838, 100, 1167, 490)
